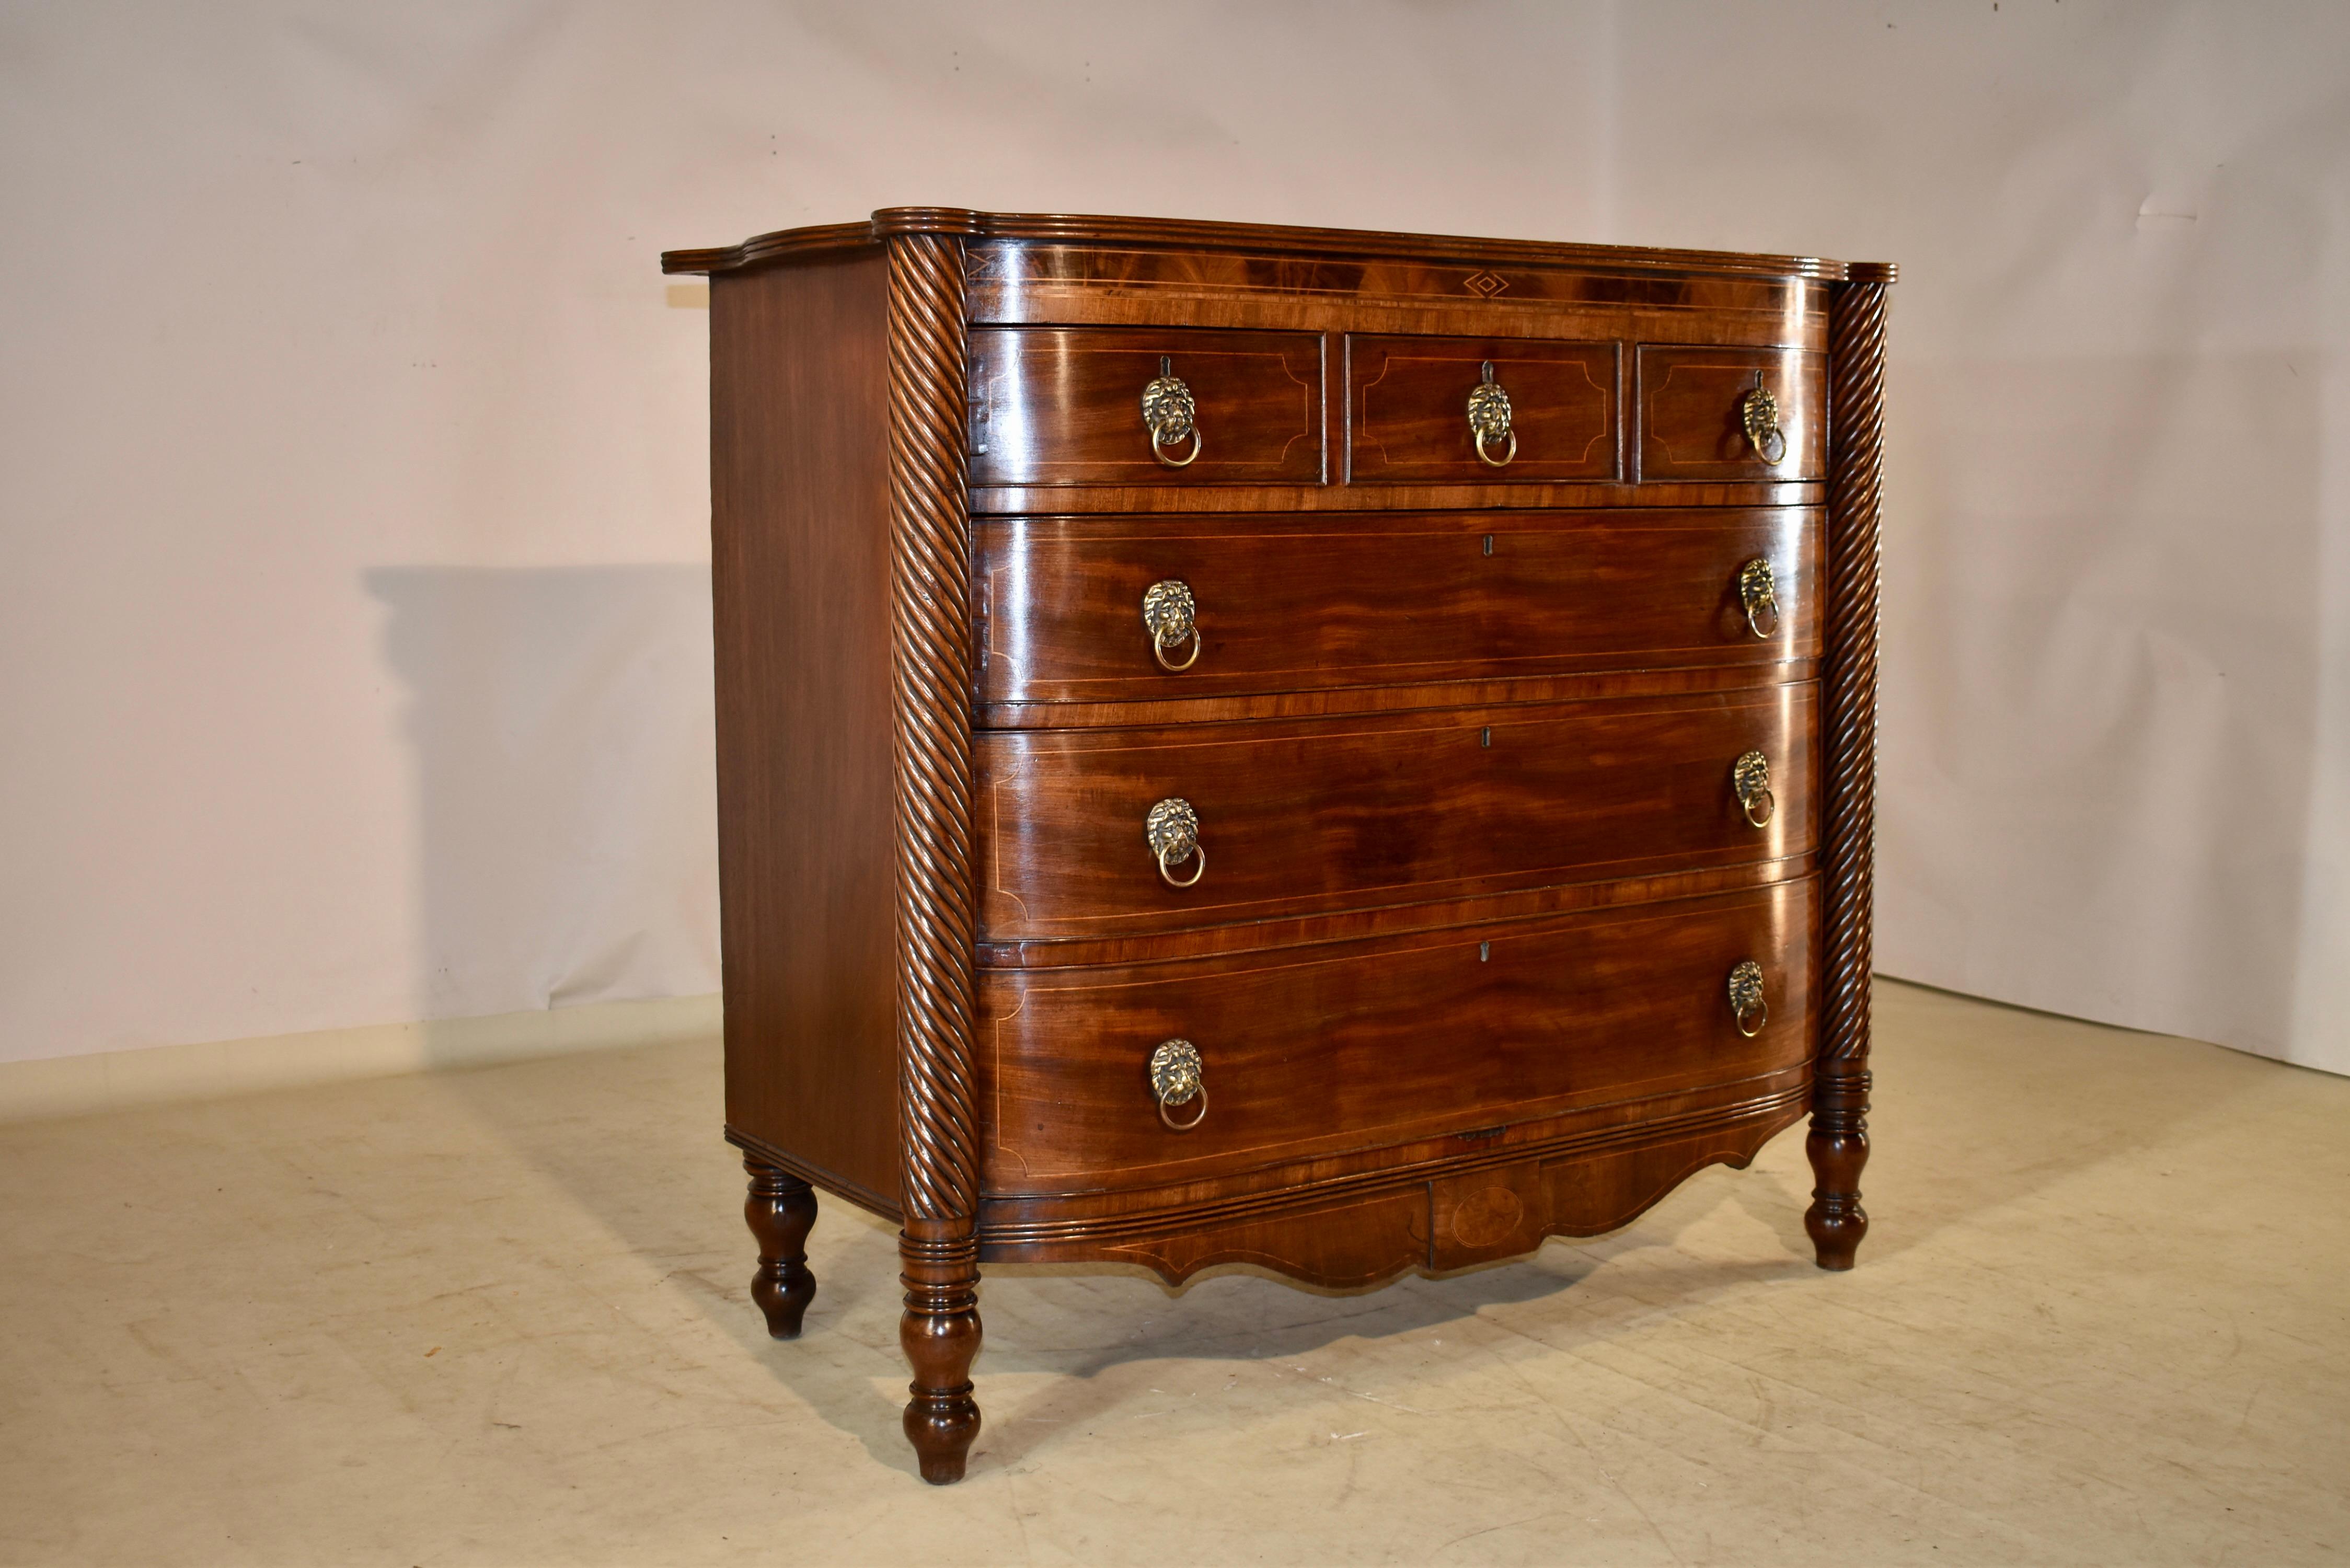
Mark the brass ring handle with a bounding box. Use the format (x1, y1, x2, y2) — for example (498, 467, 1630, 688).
(1157, 841, 1206, 888)
(1159, 1081, 1208, 1131)
(1741, 376, 1788, 467)
(1467, 361, 1516, 468)
(1145, 797, 1205, 889)
(1141, 579, 1201, 672)
(1152, 426, 1203, 468)
(1732, 750, 1776, 828)
(1142, 358, 1202, 468)
(1153, 625, 1201, 670)
(1473, 428, 1518, 468)
(1737, 558, 1781, 640)
(1728, 960, 1769, 1038)
(1148, 1039, 1207, 1132)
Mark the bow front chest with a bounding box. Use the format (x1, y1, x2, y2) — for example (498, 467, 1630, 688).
(663, 210, 1894, 1484)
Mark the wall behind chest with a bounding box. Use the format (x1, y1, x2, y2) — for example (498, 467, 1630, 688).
(3, 1, 2344, 1075)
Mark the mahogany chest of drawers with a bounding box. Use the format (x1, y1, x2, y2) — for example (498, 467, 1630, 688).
(663, 210, 1894, 1484)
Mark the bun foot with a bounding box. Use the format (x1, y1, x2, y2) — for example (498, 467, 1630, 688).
(743, 1157, 817, 1338)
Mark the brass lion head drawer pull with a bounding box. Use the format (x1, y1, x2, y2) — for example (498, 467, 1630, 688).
(1148, 1038, 1207, 1131)
(1467, 361, 1517, 468)
(1737, 558, 1781, 639)
(1732, 751, 1775, 827)
(1141, 579, 1201, 672)
(1727, 960, 1769, 1037)
(1141, 356, 1202, 468)
(1741, 373, 1788, 466)
(1144, 797, 1206, 888)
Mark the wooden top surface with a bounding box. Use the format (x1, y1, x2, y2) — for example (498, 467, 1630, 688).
(663, 206, 1897, 284)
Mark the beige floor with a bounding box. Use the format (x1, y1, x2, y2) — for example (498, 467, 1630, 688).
(2, 982, 2345, 1566)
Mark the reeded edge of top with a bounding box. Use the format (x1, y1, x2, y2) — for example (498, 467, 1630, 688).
(662, 206, 1883, 282)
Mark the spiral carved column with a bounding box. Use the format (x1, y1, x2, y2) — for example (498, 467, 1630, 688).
(882, 219, 985, 1482)
(1807, 265, 1893, 1270)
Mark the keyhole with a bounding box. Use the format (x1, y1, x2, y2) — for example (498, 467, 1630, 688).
(1481, 728, 1491, 748)
(1161, 355, 1172, 376)
(1479, 941, 1491, 962)
(1482, 535, 1493, 557)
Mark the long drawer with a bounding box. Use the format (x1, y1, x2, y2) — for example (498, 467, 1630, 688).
(981, 879, 1817, 1195)
(977, 509, 1817, 705)
(977, 684, 1814, 942)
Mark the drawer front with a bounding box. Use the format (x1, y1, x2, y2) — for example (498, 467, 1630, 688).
(978, 685, 1816, 941)
(978, 509, 1817, 704)
(1347, 335, 1618, 482)
(982, 879, 1817, 1193)
(969, 327, 1324, 488)
(1637, 345, 1825, 481)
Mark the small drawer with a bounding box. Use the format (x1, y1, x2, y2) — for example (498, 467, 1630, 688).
(976, 685, 1816, 943)
(1637, 346, 1825, 481)
(977, 508, 1819, 705)
(1347, 335, 1618, 482)
(980, 878, 1816, 1194)
(969, 326, 1324, 488)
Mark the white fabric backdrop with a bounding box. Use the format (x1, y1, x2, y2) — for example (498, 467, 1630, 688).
(2, 1, 2344, 1073)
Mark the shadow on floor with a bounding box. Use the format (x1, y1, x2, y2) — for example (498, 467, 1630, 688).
(356, 563, 2274, 1474)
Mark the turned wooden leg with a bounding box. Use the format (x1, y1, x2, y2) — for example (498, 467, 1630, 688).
(743, 1156, 817, 1338)
(1805, 1067, 1871, 1269)
(898, 1220, 981, 1484)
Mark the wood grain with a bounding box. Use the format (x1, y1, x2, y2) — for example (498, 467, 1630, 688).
(976, 508, 1819, 707)
(1638, 346, 1826, 482)
(969, 326, 1323, 488)
(708, 247, 902, 1208)
(972, 478, 1822, 515)
(665, 207, 1854, 281)
(977, 686, 1818, 942)
(685, 210, 1891, 1481)
(1347, 335, 1619, 482)
(981, 879, 1817, 1197)
(980, 1087, 1804, 1286)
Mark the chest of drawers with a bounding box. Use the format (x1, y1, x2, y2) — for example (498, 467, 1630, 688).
(663, 210, 1893, 1484)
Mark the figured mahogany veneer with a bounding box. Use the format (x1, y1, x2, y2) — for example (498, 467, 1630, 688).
(669, 207, 1892, 1484)
(1347, 335, 1619, 482)
(984, 879, 1815, 1195)
(969, 326, 1324, 488)
(977, 508, 1819, 705)
(977, 686, 1816, 942)
(1639, 346, 1826, 482)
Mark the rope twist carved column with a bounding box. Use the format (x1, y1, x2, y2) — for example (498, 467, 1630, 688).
(1807, 266, 1893, 1271)
(883, 224, 984, 1481)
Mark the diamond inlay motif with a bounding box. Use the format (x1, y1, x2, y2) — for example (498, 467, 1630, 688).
(1461, 270, 1511, 298)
